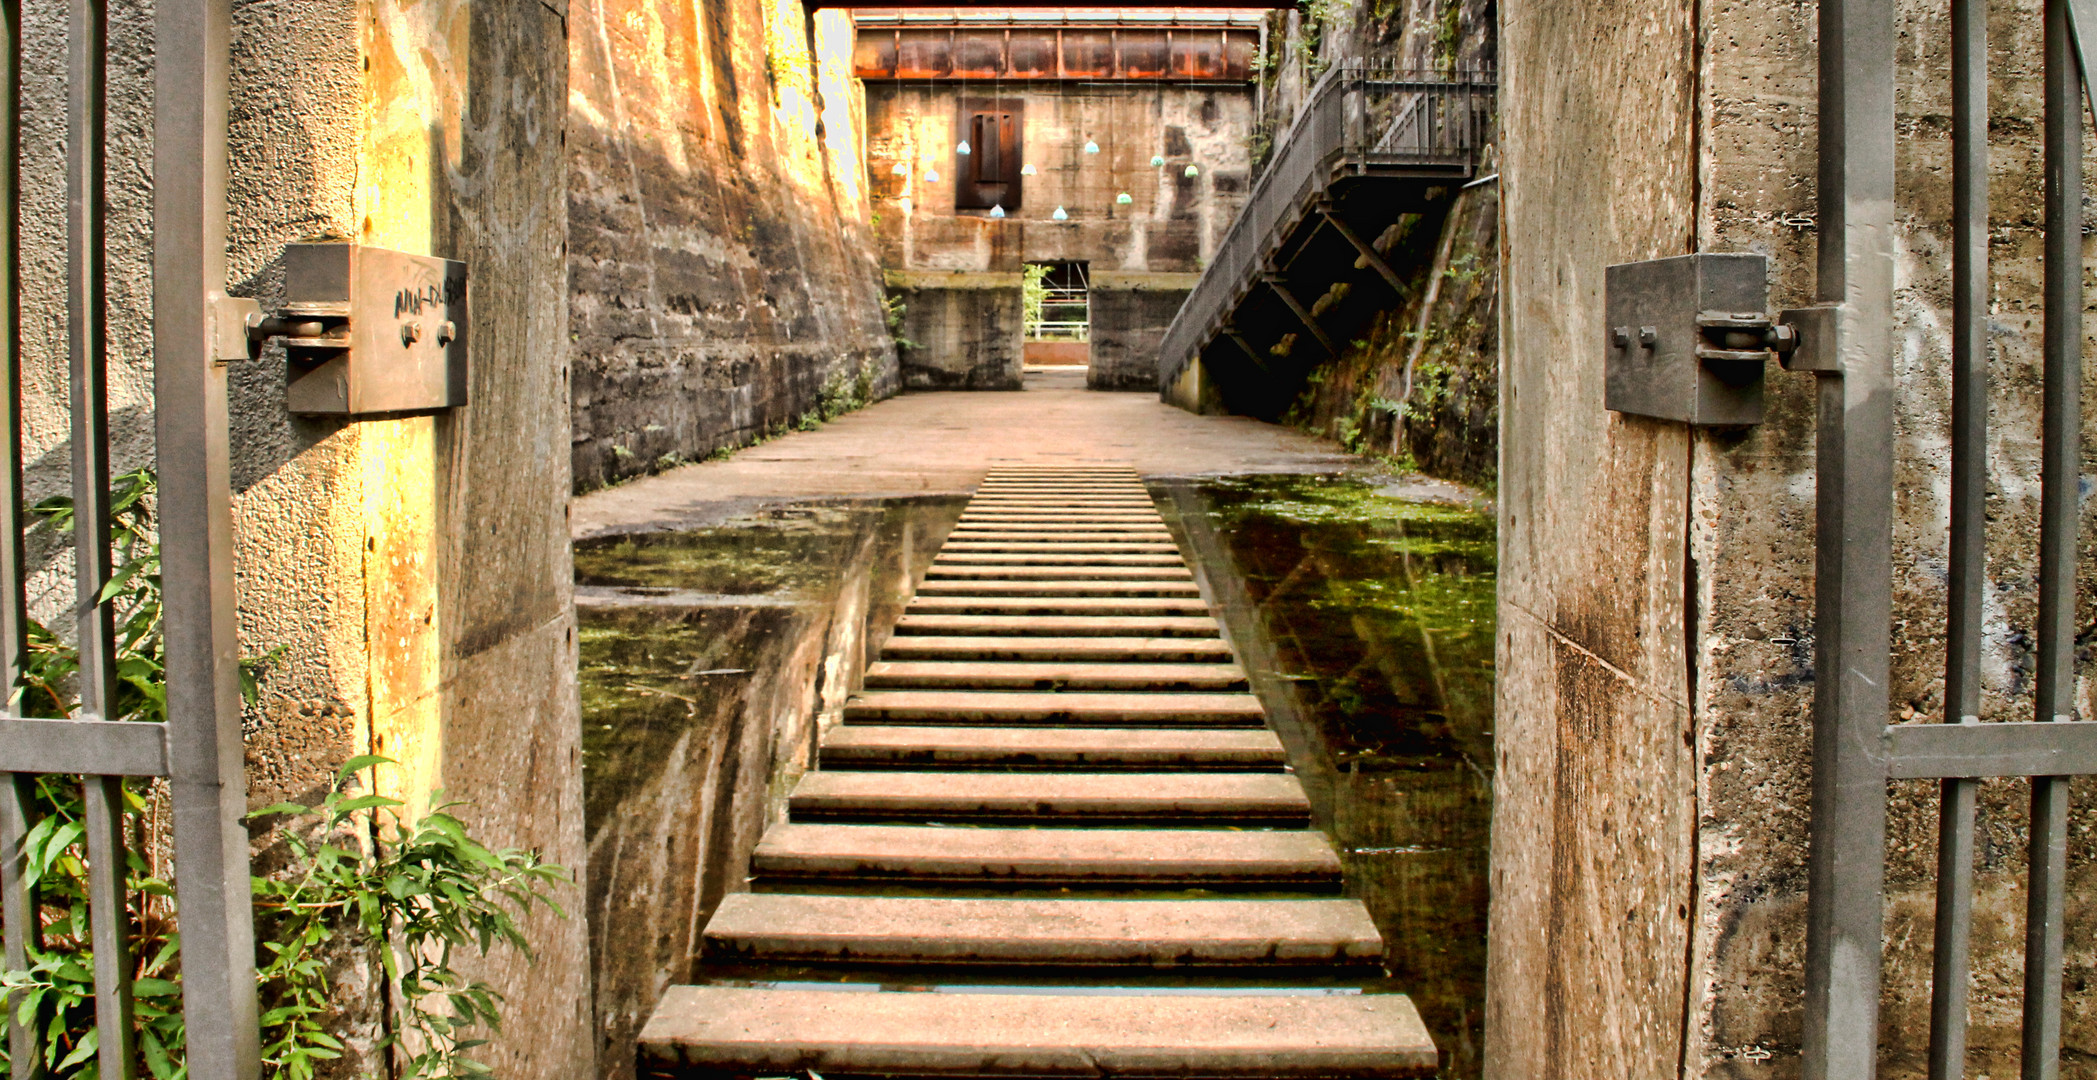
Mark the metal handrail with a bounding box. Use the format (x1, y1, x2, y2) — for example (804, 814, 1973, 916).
(1157, 60, 1494, 387)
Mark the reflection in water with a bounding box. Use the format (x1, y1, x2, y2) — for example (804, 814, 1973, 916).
(1162, 474, 1494, 1080)
(574, 479, 1493, 1080)
(573, 498, 964, 1080)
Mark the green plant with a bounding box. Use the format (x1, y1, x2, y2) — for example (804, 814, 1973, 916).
(882, 294, 917, 353)
(1, 473, 565, 1080)
(250, 759, 567, 1080)
(1021, 264, 1050, 336)
(1433, 0, 1463, 66)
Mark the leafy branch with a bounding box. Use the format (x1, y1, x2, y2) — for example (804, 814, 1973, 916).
(1, 471, 566, 1080)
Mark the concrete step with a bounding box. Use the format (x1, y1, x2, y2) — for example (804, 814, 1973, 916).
(953, 522, 1169, 534)
(878, 635, 1236, 663)
(751, 823, 1346, 886)
(945, 532, 1176, 544)
(786, 771, 1311, 825)
(934, 552, 1186, 566)
(941, 542, 1181, 554)
(893, 614, 1220, 637)
(916, 578, 1202, 597)
(968, 503, 1165, 511)
(957, 515, 1162, 524)
(819, 725, 1286, 770)
(907, 596, 1212, 617)
(925, 565, 1196, 580)
(640, 986, 1435, 1079)
(701, 894, 1384, 965)
(960, 503, 1157, 511)
(975, 484, 1150, 490)
(842, 690, 1266, 726)
(865, 660, 1247, 691)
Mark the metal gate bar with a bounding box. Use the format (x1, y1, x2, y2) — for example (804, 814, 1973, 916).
(1801, 0, 2097, 1075)
(0, 0, 258, 1076)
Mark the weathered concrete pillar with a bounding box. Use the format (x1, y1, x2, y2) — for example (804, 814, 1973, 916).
(220, 0, 588, 1075)
(1496, 0, 2097, 1074)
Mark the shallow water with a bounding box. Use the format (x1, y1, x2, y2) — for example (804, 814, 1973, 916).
(1162, 474, 1494, 1079)
(577, 478, 1495, 1079)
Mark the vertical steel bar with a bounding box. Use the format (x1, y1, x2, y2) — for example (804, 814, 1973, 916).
(1800, 0, 1896, 1073)
(0, 2, 35, 1072)
(65, 0, 113, 720)
(82, 776, 131, 1080)
(2022, 2, 2080, 1074)
(1930, 0, 1988, 1075)
(1, 773, 35, 1080)
(154, 0, 258, 1073)
(0, 0, 22, 701)
(1929, 777, 1978, 1080)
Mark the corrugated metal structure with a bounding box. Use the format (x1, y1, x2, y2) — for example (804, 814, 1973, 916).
(852, 12, 1263, 82)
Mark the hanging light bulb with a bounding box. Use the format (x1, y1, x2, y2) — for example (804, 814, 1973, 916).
(891, 162, 909, 176)
(956, 139, 972, 155)
(926, 167, 940, 183)
(1150, 154, 1166, 167)
(1052, 206, 1069, 221)
(990, 204, 1006, 219)
(1084, 140, 1100, 154)
(1020, 163, 1037, 176)
(1116, 192, 1133, 205)
(1184, 164, 1201, 178)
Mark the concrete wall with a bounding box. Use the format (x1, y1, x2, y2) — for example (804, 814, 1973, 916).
(233, 2, 590, 1075)
(1087, 274, 1196, 392)
(886, 270, 1024, 389)
(863, 79, 1252, 390)
(12, 0, 586, 1074)
(1495, 0, 2097, 1074)
(567, 2, 898, 490)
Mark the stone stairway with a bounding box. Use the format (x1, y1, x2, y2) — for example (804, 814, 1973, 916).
(638, 465, 1437, 1079)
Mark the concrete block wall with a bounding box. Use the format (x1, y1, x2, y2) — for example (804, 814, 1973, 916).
(887, 271, 1024, 390)
(566, 2, 898, 490)
(1086, 275, 1198, 392)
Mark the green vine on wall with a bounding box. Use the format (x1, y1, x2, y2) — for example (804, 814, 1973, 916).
(0, 470, 568, 1080)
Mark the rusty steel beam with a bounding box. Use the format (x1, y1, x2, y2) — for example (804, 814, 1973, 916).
(1260, 274, 1337, 357)
(828, 1, 1287, 8)
(1316, 208, 1406, 295)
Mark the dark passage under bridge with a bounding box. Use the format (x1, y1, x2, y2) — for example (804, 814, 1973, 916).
(1159, 61, 1494, 418)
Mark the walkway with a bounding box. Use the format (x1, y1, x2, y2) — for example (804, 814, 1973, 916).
(573, 368, 1356, 536)
(636, 466, 1437, 1078)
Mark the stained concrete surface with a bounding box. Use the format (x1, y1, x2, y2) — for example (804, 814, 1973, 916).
(572, 368, 1353, 536)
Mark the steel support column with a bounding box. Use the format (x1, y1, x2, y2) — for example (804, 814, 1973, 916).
(1261, 274, 1338, 357)
(1800, 0, 1896, 1073)
(1316, 207, 1407, 295)
(154, 0, 259, 1076)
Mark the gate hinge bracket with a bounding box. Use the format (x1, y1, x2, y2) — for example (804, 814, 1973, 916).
(1605, 253, 1791, 426)
(1775, 304, 1845, 374)
(208, 294, 261, 363)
